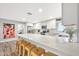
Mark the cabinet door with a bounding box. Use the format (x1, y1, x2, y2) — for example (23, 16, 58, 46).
(47, 19, 56, 29)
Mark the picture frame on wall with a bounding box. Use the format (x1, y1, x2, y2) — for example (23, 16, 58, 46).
(3, 23, 15, 39)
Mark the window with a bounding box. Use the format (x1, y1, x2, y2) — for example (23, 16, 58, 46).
(57, 21, 65, 32)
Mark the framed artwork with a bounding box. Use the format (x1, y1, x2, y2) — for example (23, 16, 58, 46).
(3, 23, 15, 39)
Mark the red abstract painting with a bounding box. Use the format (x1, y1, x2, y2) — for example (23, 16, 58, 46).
(3, 23, 15, 39)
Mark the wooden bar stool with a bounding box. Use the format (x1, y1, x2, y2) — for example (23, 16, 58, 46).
(42, 51, 57, 56)
(18, 40, 30, 56)
(19, 44, 23, 56)
(23, 42, 31, 56)
(18, 40, 24, 56)
(16, 39, 21, 54)
(30, 47, 45, 56)
(24, 43, 36, 56)
(22, 40, 31, 56)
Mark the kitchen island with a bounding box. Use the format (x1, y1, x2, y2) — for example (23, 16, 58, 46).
(17, 34, 79, 56)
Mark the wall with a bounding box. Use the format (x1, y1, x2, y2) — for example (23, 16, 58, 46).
(0, 19, 25, 39)
(62, 3, 77, 25)
(77, 4, 79, 42)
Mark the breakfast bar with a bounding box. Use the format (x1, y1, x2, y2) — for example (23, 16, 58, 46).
(17, 34, 79, 56)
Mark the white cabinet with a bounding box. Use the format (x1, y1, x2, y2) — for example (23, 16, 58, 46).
(33, 23, 41, 29)
(47, 19, 56, 29)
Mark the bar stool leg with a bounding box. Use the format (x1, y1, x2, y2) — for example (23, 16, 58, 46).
(18, 45, 21, 56)
(23, 46, 25, 56)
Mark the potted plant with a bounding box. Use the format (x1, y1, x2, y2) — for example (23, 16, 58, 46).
(65, 27, 77, 42)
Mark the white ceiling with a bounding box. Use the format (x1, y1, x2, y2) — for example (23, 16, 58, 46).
(0, 3, 62, 23)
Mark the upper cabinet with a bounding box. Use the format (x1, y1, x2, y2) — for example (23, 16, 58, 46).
(47, 19, 56, 29)
(33, 23, 41, 29)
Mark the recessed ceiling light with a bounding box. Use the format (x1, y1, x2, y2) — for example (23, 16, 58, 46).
(38, 8, 43, 12)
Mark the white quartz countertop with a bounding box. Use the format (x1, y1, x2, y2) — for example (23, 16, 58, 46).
(17, 34, 79, 56)
(0, 38, 17, 42)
